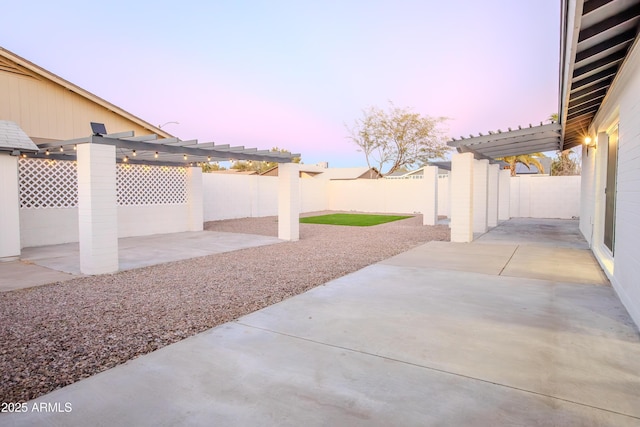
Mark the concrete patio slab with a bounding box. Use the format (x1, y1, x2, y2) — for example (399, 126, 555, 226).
(2, 218, 639, 426)
(382, 241, 517, 275)
(0, 260, 74, 292)
(3, 322, 637, 427)
(475, 218, 589, 249)
(502, 245, 609, 285)
(240, 264, 640, 419)
(19, 231, 282, 276)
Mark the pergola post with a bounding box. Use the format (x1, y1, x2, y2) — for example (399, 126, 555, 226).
(498, 169, 511, 221)
(187, 166, 203, 231)
(487, 163, 500, 227)
(422, 166, 438, 225)
(278, 162, 300, 241)
(473, 159, 489, 233)
(0, 153, 21, 259)
(451, 152, 474, 242)
(77, 143, 118, 274)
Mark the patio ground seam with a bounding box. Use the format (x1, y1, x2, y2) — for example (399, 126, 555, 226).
(234, 321, 640, 421)
(497, 244, 519, 276)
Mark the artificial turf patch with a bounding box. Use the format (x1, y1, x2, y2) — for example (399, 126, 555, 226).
(299, 213, 411, 227)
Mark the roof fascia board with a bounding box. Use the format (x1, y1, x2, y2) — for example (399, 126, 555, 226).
(559, 0, 585, 140)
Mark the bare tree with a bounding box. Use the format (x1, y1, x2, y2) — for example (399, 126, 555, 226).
(347, 103, 449, 175)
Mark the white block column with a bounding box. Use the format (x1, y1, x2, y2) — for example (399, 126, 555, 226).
(77, 143, 118, 275)
(498, 169, 511, 221)
(487, 163, 500, 227)
(473, 159, 489, 233)
(0, 154, 21, 259)
(278, 163, 300, 241)
(451, 153, 474, 242)
(422, 166, 438, 225)
(187, 166, 203, 231)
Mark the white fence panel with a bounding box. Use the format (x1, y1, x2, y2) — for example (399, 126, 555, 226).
(509, 175, 581, 219)
(202, 174, 278, 221)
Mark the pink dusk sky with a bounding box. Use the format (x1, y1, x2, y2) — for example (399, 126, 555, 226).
(2, 1, 560, 167)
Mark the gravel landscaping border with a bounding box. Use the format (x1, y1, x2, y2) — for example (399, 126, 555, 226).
(0, 213, 449, 402)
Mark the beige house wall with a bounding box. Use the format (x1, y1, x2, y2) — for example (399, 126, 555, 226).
(0, 71, 155, 140)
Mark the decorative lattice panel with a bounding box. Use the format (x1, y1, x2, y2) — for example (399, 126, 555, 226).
(19, 158, 78, 208)
(116, 164, 188, 205)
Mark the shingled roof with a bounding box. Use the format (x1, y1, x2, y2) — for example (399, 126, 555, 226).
(0, 120, 39, 153)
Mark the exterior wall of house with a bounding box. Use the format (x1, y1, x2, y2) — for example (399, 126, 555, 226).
(579, 144, 597, 243)
(584, 41, 640, 327)
(0, 66, 155, 140)
(510, 175, 581, 219)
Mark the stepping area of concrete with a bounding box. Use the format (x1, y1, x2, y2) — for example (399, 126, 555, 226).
(2, 219, 639, 426)
(0, 230, 281, 291)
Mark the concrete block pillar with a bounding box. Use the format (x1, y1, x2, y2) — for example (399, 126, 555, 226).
(187, 166, 203, 231)
(422, 166, 438, 225)
(451, 152, 474, 242)
(77, 143, 118, 275)
(487, 163, 500, 227)
(0, 154, 21, 260)
(498, 169, 511, 221)
(278, 163, 300, 241)
(473, 159, 489, 233)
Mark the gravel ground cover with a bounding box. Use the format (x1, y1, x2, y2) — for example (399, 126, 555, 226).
(0, 213, 449, 402)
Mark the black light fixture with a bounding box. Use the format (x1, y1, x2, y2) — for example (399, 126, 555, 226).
(90, 122, 107, 136)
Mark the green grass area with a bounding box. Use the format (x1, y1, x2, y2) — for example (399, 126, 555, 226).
(299, 213, 412, 227)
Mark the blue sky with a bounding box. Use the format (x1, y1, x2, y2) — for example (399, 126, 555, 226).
(2, 0, 560, 167)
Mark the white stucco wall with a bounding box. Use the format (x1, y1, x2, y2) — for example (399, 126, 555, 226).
(117, 205, 192, 238)
(327, 179, 432, 214)
(0, 154, 21, 259)
(202, 174, 279, 221)
(19, 204, 194, 248)
(20, 208, 79, 248)
(300, 178, 329, 213)
(509, 175, 581, 219)
(17, 160, 197, 248)
(583, 40, 640, 328)
(437, 175, 450, 217)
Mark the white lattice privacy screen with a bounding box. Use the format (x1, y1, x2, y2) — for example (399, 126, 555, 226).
(19, 158, 78, 208)
(116, 164, 188, 205)
(18, 159, 188, 208)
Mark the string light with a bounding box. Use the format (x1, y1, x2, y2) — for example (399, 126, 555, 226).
(132, 150, 137, 157)
(45, 149, 50, 156)
(154, 151, 159, 159)
(207, 156, 211, 162)
(123, 156, 129, 162)
(59, 146, 64, 152)
(183, 154, 187, 161)
(73, 145, 77, 151)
